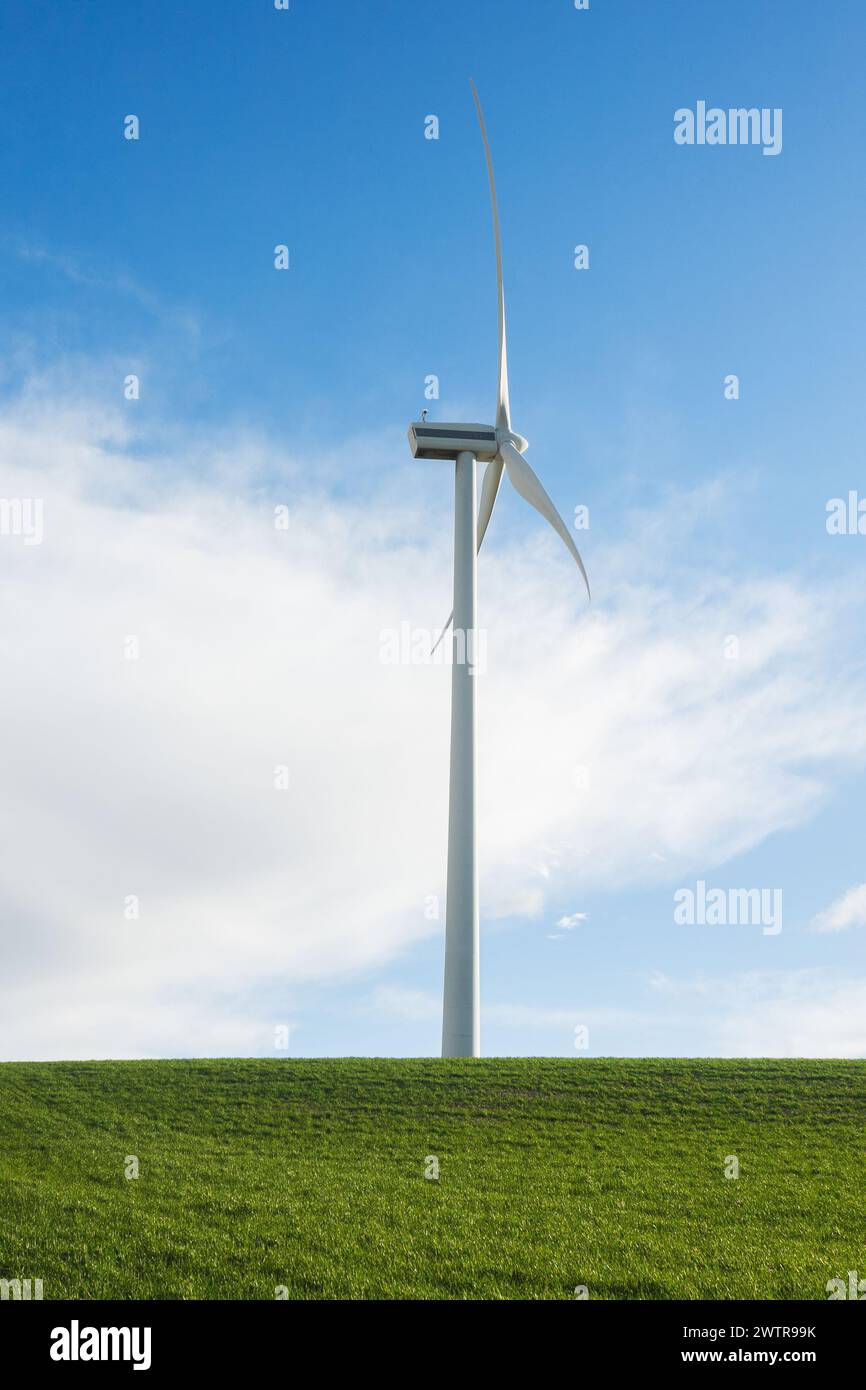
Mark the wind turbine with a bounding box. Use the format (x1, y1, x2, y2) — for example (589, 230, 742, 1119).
(408, 82, 590, 1059)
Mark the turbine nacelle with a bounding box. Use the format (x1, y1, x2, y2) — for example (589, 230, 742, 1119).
(407, 421, 530, 463)
(407, 421, 499, 462)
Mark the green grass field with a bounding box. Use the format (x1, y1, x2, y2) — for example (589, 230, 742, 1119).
(0, 1059, 862, 1300)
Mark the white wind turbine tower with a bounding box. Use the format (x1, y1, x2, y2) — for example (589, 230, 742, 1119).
(408, 82, 590, 1059)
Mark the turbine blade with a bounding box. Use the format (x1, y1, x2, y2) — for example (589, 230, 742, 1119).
(476, 454, 504, 551)
(431, 615, 452, 656)
(500, 440, 591, 600)
(470, 81, 510, 431)
(431, 456, 506, 653)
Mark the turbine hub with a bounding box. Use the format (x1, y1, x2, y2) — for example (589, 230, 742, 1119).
(499, 428, 529, 455)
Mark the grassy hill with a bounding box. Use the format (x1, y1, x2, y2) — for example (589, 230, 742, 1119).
(0, 1058, 862, 1299)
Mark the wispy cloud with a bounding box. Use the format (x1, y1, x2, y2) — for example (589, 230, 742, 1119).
(7, 238, 201, 340)
(649, 969, 866, 1057)
(484, 1002, 642, 1030)
(811, 884, 866, 934)
(370, 988, 640, 1033)
(368, 987, 439, 1023)
(556, 912, 587, 929)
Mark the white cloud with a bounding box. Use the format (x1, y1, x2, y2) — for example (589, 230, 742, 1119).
(811, 883, 866, 933)
(649, 970, 866, 1058)
(370, 987, 639, 1033)
(556, 912, 587, 929)
(368, 986, 440, 1023)
(484, 1002, 639, 1030)
(2, 383, 866, 1057)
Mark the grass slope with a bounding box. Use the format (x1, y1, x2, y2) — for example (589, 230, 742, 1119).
(0, 1059, 862, 1300)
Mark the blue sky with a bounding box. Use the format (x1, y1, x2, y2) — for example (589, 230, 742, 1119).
(1, 1, 865, 1058)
